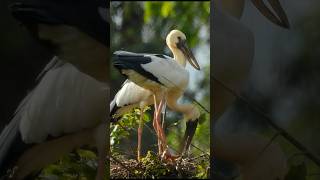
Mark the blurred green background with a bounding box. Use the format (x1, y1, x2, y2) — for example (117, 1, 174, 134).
(110, 1, 210, 178)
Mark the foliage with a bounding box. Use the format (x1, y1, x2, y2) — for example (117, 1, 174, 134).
(38, 149, 98, 180)
(111, 105, 210, 178)
(110, 107, 151, 152)
(140, 151, 171, 177)
(143, 1, 210, 47)
(111, 150, 206, 179)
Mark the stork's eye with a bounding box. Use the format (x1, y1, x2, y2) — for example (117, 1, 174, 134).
(176, 36, 183, 44)
(176, 37, 183, 48)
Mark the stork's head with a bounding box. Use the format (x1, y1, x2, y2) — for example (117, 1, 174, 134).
(166, 30, 201, 70)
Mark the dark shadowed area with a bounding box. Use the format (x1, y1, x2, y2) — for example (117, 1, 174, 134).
(213, 1, 320, 179)
(0, 0, 52, 130)
(0, 1, 109, 179)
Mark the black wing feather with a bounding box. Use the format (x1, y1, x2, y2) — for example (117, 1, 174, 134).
(113, 51, 163, 85)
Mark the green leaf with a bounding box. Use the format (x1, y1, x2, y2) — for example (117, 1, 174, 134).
(161, 2, 174, 18)
(76, 149, 97, 160)
(143, 2, 152, 23)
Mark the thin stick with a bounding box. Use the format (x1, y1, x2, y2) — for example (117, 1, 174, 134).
(109, 155, 135, 176)
(160, 75, 210, 113)
(212, 75, 320, 167)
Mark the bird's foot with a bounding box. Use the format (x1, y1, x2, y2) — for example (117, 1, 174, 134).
(160, 147, 180, 164)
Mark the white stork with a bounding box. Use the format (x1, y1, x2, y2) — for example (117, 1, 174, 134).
(213, 0, 290, 179)
(112, 30, 201, 160)
(0, 1, 108, 179)
(110, 79, 153, 160)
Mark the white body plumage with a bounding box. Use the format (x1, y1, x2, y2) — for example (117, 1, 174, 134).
(19, 57, 108, 143)
(120, 53, 189, 94)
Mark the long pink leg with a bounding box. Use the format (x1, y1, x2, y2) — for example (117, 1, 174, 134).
(156, 98, 182, 162)
(152, 96, 178, 161)
(155, 98, 167, 153)
(152, 95, 162, 155)
(137, 108, 144, 161)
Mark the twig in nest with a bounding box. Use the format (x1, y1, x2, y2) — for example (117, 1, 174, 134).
(109, 155, 135, 176)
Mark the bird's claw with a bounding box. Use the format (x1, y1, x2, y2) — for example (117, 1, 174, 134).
(160, 147, 180, 164)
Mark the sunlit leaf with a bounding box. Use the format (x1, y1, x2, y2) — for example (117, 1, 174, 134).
(161, 2, 174, 18)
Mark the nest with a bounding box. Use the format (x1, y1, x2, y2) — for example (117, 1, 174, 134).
(110, 151, 199, 179)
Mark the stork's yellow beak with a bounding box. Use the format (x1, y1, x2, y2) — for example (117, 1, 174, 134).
(177, 39, 201, 70)
(251, 0, 290, 28)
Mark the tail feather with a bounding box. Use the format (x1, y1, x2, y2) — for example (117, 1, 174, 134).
(110, 79, 130, 123)
(110, 97, 120, 123)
